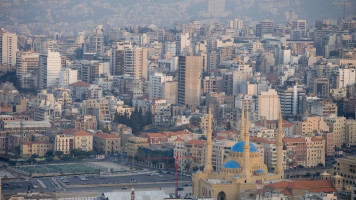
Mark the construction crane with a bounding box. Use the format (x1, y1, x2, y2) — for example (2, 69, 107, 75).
(138, 153, 194, 198)
(131, 178, 136, 200)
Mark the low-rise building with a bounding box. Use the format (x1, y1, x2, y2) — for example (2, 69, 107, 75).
(22, 141, 52, 158)
(345, 119, 356, 147)
(332, 156, 356, 192)
(55, 134, 74, 155)
(74, 115, 97, 130)
(127, 137, 149, 158)
(93, 132, 120, 155)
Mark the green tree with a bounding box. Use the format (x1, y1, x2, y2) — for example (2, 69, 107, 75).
(55, 151, 64, 157)
(45, 150, 54, 157)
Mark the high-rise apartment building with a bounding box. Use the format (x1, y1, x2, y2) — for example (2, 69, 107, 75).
(313, 78, 330, 98)
(278, 85, 306, 120)
(39, 51, 61, 89)
(345, 119, 356, 147)
(258, 89, 281, 120)
(0, 28, 18, 66)
(59, 68, 78, 88)
(16, 51, 40, 89)
(256, 19, 274, 38)
(178, 56, 203, 108)
(89, 25, 104, 54)
(149, 72, 173, 100)
(325, 115, 346, 149)
(124, 47, 148, 80)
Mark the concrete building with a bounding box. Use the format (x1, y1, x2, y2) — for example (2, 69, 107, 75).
(258, 89, 280, 120)
(69, 130, 93, 152)
(93, 132, 120, 155)
(345, 119, 356, 147)
(0, 28, 18, 66)
(149, 72, 173, 100)
(39, 51, 61, 89)
(324, 115, 346, 148)
(127, 137, 149, 158)
(313, 78, 330, 99)
(256, 19, 274, 38)
(322, 132, 335, 156)
(55, 134, 74, 155)
(178, 55, 203, 108)
(278, 85, 306, 120)
(16, 51, 40, 89)
(124, 47, 148, 80)
(89, 25, 104, 54)
(22, 141, 52, 158)
(74, 115, 97, 131)
(295, 117, 329, 136)
(163, 81, 178, 105)
(59, 68, 77, 88)
(310, 100, 338, 117)
(337, 67, 356, 89)
(333, 156, 356, 191)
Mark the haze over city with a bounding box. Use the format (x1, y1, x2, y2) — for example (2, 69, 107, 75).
(0, 0, 356, 200)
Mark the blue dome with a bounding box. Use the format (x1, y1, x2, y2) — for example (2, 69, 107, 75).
(233, 175, 239, 178)
(256, 169, 265, 174)
(223, 160, 241, 169)
(231, 141, 258, 153)
(196, 170, 202, 173)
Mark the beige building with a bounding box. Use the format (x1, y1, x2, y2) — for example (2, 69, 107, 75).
(212, 141, 235, 172)
(193, 108, 285, 200)
(124, 47, 148, 80)
(258, 89, 280, 121)
(178, 55, 203, 108)
(71, 130, 93, 151)
(295, 117, 329, 136)
(93, 132, 120, 155)
(16, 51, 40, 89)
(22, 141, 52, 158)
(0, 29, 17, 66)
(55, 134, 74, 155)
(345, 119, 356, 147)
(163, 81, 178, 105)
(333, 156, 356, 191)
(305, 136, 325, 167)
(127, 137, 149, 158)
(325, 115, 346, 148)
(186, 139, 206, 169)
(75, 115, 97, 130)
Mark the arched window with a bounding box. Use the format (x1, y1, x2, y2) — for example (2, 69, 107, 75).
(217, 191, 226, 200)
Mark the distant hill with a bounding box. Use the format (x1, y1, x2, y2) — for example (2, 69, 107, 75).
(0, 0, 352, 34)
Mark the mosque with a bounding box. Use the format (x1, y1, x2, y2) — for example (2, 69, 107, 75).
(192, 107, 285, 200)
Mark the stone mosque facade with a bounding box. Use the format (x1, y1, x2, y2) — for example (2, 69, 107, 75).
(192, 107, 285, 200)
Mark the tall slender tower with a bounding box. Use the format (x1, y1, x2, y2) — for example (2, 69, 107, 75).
(275, 111, 284, 178)
(239, 107, 245, 142)
(242, 111, 251, 178)
(203, 108, 214, 174)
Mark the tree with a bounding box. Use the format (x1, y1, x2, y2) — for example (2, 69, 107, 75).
(55, 151, 64, 157)
(318, 163, 324, 167)
(31, 154, 38, 158)
(45, 150, 54, 157)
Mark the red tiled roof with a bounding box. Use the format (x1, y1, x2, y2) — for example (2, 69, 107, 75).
(73, 130, 92, 136)
(250, 136, 276, 144)
(280, 188, 292, 195)
(146, 133, 166, 138)
(175, 137, 184, 142)
(283, 137, 305, 143)
(186, 139, 206, 145)
(61, 128, 77, 135)
(95, 132, 119, 139)
(266, 180, 335, 193)
(69, 81, 90, 87)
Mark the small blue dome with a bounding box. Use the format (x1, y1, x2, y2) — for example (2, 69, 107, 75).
(256, 169, 265, 174)
(196, 170, 202, 172)
(223, 160, 241, 169)
(231, 141, 258, 153)
(233, 175, 239, 178)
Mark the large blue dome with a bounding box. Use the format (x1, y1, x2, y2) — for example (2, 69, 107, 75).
(223, 160, 241, 169)
(231, 141, 258, 153)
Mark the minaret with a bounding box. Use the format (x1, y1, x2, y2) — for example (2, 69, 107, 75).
(275, 111, 284, 178)
(203, 108, 214, 174)
(242, 111, 251, 178)
(239, 107, 245, 142)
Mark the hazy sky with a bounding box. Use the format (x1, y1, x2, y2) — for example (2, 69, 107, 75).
(0, 0, 354, 33)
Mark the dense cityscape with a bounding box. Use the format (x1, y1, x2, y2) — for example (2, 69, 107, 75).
(0, 0, 356, 199)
